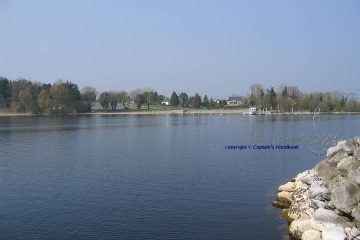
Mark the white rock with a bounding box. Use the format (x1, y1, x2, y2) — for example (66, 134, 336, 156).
(309, 184, 329, 198)
(349, 169, 360, 185)
(276, 191, 292, 204)
(313, 208, 346, 226)
(311, 199, 327, 209)
(298, 170, 319, 185)
(279, 182, 296, 192)
(301, 229, 321, 240)
(289, 220, 312, 239)
(351, 227, 360, 237)
(322, 226, 346, 240)
(327, 140, 349, 159)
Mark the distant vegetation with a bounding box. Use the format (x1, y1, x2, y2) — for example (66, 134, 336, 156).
(0, 77, 359, 114)
(247, 83, 360, 112)
(0, 77, 96, 114)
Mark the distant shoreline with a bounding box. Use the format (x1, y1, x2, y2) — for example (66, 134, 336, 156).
(1, 109, 360, 117)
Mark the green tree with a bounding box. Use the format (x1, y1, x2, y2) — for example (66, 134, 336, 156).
(203, 95, 209, 107)
(170, 91, 179, 106)
(18, 88, 33, 112)
(0, 77, 11, 108)
(209, 98, 216, 107)
(49, 81, 82, 113)
(282, 86, 288, 98)
(134, 94, 145, 110)
(269, 87, 277, 109)
(143, 91, 157, 109)
(38, 89, 51, 112)
(194, 93, 201, 108)
(81, 87, 97, 112)
(179, 92, 188, 107)
(109, 92, 119, 110)
(99, 92, 111, 110)
(118, 91, 129, 109)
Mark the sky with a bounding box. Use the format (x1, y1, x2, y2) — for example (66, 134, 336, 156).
(0, 0, 359, 98)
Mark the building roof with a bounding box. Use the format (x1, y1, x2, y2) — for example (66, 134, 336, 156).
(228, 96, 246, 101)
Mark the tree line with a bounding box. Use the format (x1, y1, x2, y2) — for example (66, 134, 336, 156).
(0, 77, 96, 113)
(247, 83, 360, 112)
(0, 77, 359, 113)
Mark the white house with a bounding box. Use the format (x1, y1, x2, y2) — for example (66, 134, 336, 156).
(161, 98, 170, 105)
(226, 96, 246, 106)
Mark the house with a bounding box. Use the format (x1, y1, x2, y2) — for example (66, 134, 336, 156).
(161, 98, 170, 106)
(213, 99, 225, 104)
(227, 96, 246, 106)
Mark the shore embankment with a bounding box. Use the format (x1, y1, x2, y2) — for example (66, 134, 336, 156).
(1, 109, 360, 117)
(273, 138, 360, 240)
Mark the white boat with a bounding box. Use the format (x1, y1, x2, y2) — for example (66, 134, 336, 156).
(249, 106, 257, 115)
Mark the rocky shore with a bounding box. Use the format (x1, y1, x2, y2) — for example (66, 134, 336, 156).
(273, 137, 360, 240)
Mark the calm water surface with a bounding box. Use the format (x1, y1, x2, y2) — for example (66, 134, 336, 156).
(0, 114, 359, 240)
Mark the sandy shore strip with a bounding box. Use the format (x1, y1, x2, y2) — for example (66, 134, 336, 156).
(1, 109, 360, 117)
(83, 109, 248, 115)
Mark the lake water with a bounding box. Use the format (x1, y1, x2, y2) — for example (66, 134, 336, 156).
(0, 114, 359, 240)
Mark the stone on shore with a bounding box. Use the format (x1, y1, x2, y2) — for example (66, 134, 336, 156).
(279, 182, 296, 192)
(273, 137, 360, 240)
(321, 226, 346, 240)
(289, 220, 312, 239)
(301, 229, 321, 240)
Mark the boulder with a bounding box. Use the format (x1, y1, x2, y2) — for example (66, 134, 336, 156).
(352, 206, 360, 227)
(279, 182, 296, 192)
(313, 208, 351, 228)
(289, 219, 312, 239)
(311, 199, 327, 209)
(328, 152, 348, 166)
(315, 160, 343, 181)
(346, 137, 360, 157)
(329, 178, 360, 214)
(351, 227, 360, 237)
(298, 170, 320, 185)
(288, 188, 314, 221)
(273, 138, 360, 240)
(348, 169, 360, 185)
(327, 140, 348, 158)
(321, 226, 346, 240)
(276, 191, 292, 205)
(309, 181, 330, 200)
(337, 156, 360, 173)
(301, 229, 321, 240)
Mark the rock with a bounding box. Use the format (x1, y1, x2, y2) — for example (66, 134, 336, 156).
(328, 152, 349, 166)
(313, 208, 350, 228)
(337, 156, 360, 172)
(273, 138, 360, 240)
(288, 204, 312, 221)
(309, 181, 330, 200)
(298, 170, 320, 185)
(329, 177, 360, 214)
(272, 200, 290, 209)
(301, 229, 321, 240)
(346, 138, 360, 158)
(315, 160, 343, 181)
(322, 226, 346, 240)
(276, 191, 292, 204)
(288, 189, 313, 220)
(348, 169, 360, 185)
(289, 219, 312, 239)
(311, 199, 327, 209)
(351, 227, 360, 237)
(327, 140, 348, 158)
(279, 182, 296, 192)
(352, 206, 360, 227)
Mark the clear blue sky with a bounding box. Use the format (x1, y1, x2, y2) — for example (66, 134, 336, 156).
(0, 0, 359, 98)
